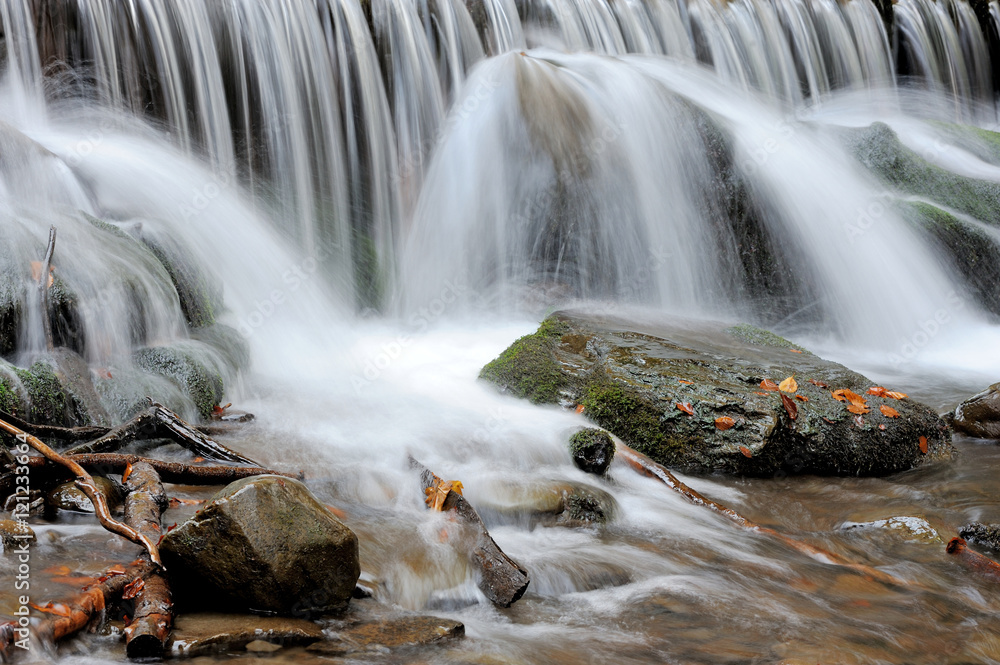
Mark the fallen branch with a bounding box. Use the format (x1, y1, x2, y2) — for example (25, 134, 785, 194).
(0, 417, 162, 567)
(38, 226, 56, 352)
(409, 456, 530, 607)
(0, 408, 108, 442)
(123, 462, 172, 658)
(946, 537, 1000, 584)
(613, 440, 906, 587)
(64, 400, 260, 466)
(22, 453, 297, 484)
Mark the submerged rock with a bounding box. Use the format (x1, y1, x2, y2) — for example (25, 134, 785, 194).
(841, 516, 941, 544)
(569, 428, 615, 475)
(166, 612, 324, 657)
(958, 522, 1000, 550)
(477, 479, 616, 528)
(951, 382, 1000, 440)
(161, 475, 360, 615)
(0, 520, 35, 549)
(480, 311, 951, 476)
(47, 477, 123, 513)
(307, 613, 464, 656)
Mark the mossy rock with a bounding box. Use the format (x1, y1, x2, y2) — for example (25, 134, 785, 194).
(481, 311, 952, 477)
(901, 201, 1000, 316)
(568, 428, 615, 475)
(133, 345, 225, 421)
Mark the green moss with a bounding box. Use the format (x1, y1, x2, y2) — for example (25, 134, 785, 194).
(724, 323, 807, 352)
(0, 378, 19, 414)
(580, 382, 680, 461)
(479, 316, 569, 404)
(14, 362, 67, 426)
(134, 346, 224, 420)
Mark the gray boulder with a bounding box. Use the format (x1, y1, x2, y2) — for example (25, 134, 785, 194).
(161, 475, 360, 615)
(951, 383, 1000, 439)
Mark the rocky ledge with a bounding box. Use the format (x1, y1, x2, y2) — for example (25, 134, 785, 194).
(480, 311, 952, 476)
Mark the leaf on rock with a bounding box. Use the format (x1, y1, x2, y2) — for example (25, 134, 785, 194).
(425, 479, 464, 511)
(676, 402, 695, 416)
(846, 403, 870, 415)
(885, 391, 908, 400)
(122, 578, 145, 600)
(106, 565, 127, 577)
(678, 379, 694, 385)
(778, 376, 798, 393)
(755, 391, 769, 396)
(879, 405, 900, 418)
(919, 436, 928, 454)
(781, 393, 798, 420)
(796, 395, 809, 402)
(832, 389, 867, 408)
(878, 424, 886, 430)
(739, 445, 753, 458)
(809, 379, 829, 388)
(867, 386, 888, 397)
(760, 379, 779, 391)
(789, 349, 803, 354)
(715, 416, 735, 430)
(574, 404, 585, 414)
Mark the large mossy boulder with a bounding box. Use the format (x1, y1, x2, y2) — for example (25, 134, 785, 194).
(0, 353, 101, 427)
(133, 344, 225, 420)
(480, 312, 952, 476)
(161, 475, 360, 616)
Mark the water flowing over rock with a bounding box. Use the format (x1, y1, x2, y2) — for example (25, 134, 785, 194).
(161, 475, 361, 616)
(951, 382, 1000, 439)
(482, 311, 952, 476)
(568, 427, 615, 475)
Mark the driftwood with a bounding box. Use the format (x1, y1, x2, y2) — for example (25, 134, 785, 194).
(122, 462, 172, 657)
(0, 408, 108, 442)
(946, 537, 1000, 584)
(409, 456, 530, 607)
(38, 226, 56, 352)
(0, 417, 162, 567)
(64, 400, 260, 466)
(22, 453, 297, 484)
(613, 440, 906, 587)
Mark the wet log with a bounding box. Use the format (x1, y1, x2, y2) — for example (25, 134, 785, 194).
(946, 537, 1000, 584)
(0, 408, 108, 442)
(64, 400, 260, 466)
(22, 453, 297, 484)
(613, 439, 906, 587)
(123, 462, 172, 658)
(0, 417, 162, 566)
(409, 456, 530, 607)
(38, 226, 56, 352)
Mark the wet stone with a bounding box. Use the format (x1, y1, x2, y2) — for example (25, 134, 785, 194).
(0, 519, 35, 549)
(569, 427, 615, 475)
(307, 614, 464, 656)
(952, 382, 1000, 440)
(958, 522, 1000, 550)
(842, 516, 942, 544)
(46, 476, 122, 513)
(166, 613, 324, 657)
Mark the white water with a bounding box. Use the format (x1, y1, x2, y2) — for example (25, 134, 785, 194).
(4, 0, 1000, 662)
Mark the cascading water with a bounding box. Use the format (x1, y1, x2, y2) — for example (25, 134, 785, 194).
(3, 0, 1000, 662)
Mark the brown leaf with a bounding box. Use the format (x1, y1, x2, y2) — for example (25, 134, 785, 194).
(122, 578, 145, 600)
(105, 564, 127, 577)
(755, 391, 769, 396)
(739, 445, 753, 458)
(778, 376, 798, 393)
(425, 479, 464, 511)
(678, 379, 694, 385)
(781, 393, 798, 420)
(846, 403, 870, 415)
(885, 391, 908, 400)
(879, 405, 900, 418)
(796, 395, 809, 402)
(809, 379, 829, 388)
(760, 379, 779, 391)
(191, 457, 205, 463)
(574, 404, 585, 414)
(676, 402, 694, 416)
(789, 349, 803, 354)
(122, 462, 133, 484)
(832, 389, 867, 407)
(30, 602, 71, 617)
(919, 436, 928, 454)
(715, 416, 735, 430)
(867, 386, 888, 397)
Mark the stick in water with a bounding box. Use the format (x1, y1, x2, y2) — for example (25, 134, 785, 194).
(37, 226, 56, 352)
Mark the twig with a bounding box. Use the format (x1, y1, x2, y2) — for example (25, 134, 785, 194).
(946, 537, 1000, 584)
(613, 439, 906, 587)
(38, 226, 56, 352)
(123, 462, 172, 657)
(21, 453, 298, 484)
(0, 417, 162, 567)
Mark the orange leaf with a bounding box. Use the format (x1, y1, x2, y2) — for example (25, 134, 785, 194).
(778, 376, 798, 393)
(919, 436, 928, 454)
(879, 405, 900, 418)
(795, 395, 809, 402)
(676, 402, 694, 416)
(831, 390, 846, 402)
(846, 403, 870, 415)
(43, 565, 72, 576)
(326, 504, 347, 519)
(867, 386, 888, 397)
(789, 349, 803, 354)
(168, 497, 204, 507)
(878, 424, 886, 430)
(106, 565, 127, 577)
(574, 404, 585, 414)
(191, 457, 205, 463)
(425, 479, 464, 511)
(122, 462, 133, 484)
(678, 379, 694, 385)
(809, 379, 829, 388)
(832, 389, 866, 407)
(30, 602, 71, 617)
(715, 416, 735, 431)
(30, 261, 55, 287)
(755, 391, 769, 396)
(122, 578, 144, 600)
(781, 393, 798, 420)
(760, 379, 779, 391)
(739, 445, 753, 458)
(166, 523, 177, 532)
(885, 391, 908, 400)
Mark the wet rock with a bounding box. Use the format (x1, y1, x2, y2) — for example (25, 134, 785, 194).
(48, 348, 110, 426)
(47, 476, 123, 513)
(161, 475, 360, 615)
(569, 428, 615, 475)
(0, 520, 35, 549)
(480, 311, 952, 476)
(165, 612, 324, 657)
(841, 516, 941, 544)
(477, 479, 616, 528)
(245, 639, 282, 652)
(951, 382, 1000, 439)
(959, 522, 1000, 550)
(307, 614, 464, 656)
(133, 344, 225, 421)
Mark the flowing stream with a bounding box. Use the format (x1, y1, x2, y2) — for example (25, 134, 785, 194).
(2, 0, 1000, 662)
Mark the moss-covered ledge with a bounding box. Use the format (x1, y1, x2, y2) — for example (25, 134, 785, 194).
(479, 311, 952, 477)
